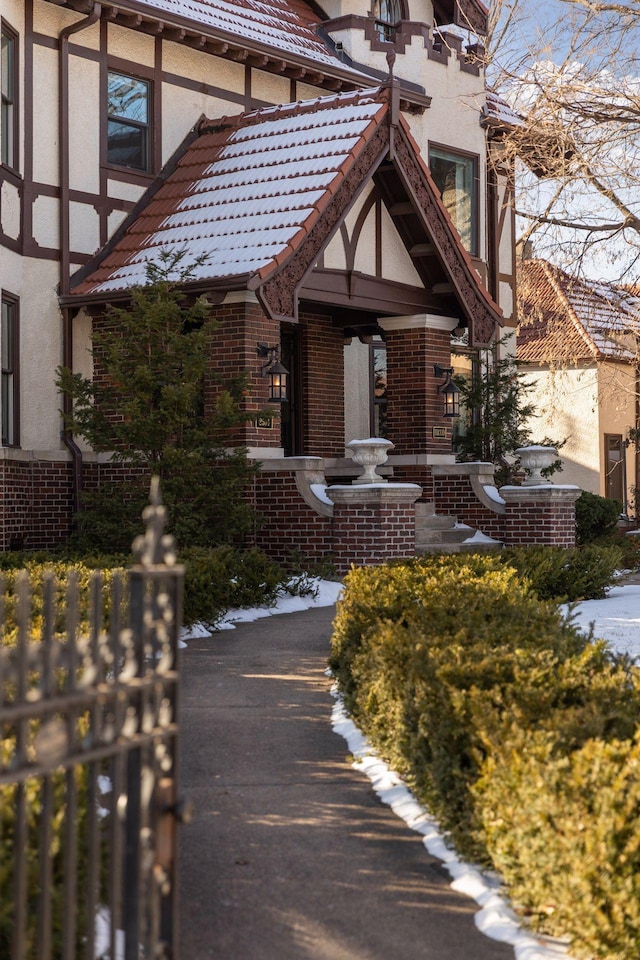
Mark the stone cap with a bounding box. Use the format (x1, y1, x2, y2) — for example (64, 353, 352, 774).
(329, 484, 423, 505)
(500, 485, 581, 504)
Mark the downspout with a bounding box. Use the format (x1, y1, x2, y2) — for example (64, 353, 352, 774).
(58, 3, 102, 518)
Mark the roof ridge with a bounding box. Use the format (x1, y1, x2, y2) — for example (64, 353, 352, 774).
(198, 86, 386, 136)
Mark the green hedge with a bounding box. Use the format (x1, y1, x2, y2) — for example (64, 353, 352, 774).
(576, 490, 621, 544)
(330, 554, 640, 959)
(0, 545, 297, 636)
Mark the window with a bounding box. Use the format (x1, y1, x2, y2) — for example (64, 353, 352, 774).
(107, 71, 151, 172)
(429, 146, 479, 256)
(370, 339, 387, 437)
(1, 293, 19, 446)
(1, 22, 18, 170)
(373, 0, 402, 42)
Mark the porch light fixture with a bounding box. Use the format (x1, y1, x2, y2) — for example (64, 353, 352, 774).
(257, 343, 289, 403)
(434, 363, 460, 418)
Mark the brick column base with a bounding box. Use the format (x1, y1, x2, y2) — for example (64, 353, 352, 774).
(329, 484, 422, 575)
(500, 485, 581, 547)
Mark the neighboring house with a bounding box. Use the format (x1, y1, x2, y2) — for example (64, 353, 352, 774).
(518, 258, 640, 513)
(0, 0, 519, 556)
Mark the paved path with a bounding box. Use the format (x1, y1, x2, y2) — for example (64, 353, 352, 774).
(177, 605, 514, 960)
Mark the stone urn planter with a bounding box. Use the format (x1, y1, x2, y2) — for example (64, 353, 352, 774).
(516, 445, 557, 486)
(347, 438, 395, 484)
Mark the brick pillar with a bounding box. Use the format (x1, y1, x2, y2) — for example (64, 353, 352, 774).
(379, 314, 459, 497)
(329, 484, 422, 575)
(300, 309, 345, 457)
(500, 485, 581, 547)
(206, 292, 283, 451)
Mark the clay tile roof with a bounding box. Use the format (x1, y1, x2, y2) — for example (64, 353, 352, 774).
(517, 258, 640, 363)
(482, 90, 523, 130)
(71, 87, 389, 296)
(116, 0, 354, 75)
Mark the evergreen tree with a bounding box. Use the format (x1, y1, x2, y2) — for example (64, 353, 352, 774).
(57, 252, 258, 551)
(454, 341, 563, 485)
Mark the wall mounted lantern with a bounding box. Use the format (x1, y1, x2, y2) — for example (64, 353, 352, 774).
(434, 363, 460, 418)
(258, 343, 289, 403)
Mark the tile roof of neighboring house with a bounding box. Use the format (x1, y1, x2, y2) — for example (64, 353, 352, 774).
(71, 87, 388, 295)
(517, 259, 640, 363)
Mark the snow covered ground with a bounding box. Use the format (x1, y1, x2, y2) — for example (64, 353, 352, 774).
(183, 577, 640, 960)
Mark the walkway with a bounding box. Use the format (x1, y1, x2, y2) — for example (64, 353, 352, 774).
(177, 605, 514, 960)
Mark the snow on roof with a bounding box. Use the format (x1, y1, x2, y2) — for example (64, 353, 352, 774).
(517, 259, 640, 363)
(116, 0, 355, 75)
(483, 90, 523, 129)
(71, 87, 388, 295)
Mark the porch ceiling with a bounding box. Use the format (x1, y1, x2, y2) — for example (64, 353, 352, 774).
(67, 84, 501, 347)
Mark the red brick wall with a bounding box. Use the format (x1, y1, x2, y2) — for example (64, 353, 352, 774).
(385, 325, 453, 457)
(206, 299, 283, 449)
(0, 458, 73, 550)
(433, 474, 505, 539)
(503, 501, 576, 547)
(389, 464, 435, 501)
(252, 471, 332, 565)
(332, 499, 417, 574)
(300, 309, 345, 457)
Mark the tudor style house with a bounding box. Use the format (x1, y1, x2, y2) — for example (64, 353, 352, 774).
(0, 0, 523, 560)
(518, 258, 640, 516)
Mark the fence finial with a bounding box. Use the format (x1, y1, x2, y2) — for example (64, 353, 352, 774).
(132, 477, 177, 567)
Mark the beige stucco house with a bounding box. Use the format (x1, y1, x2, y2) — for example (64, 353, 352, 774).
(1, 0, 524, 556)
(518, 258, 640, 515)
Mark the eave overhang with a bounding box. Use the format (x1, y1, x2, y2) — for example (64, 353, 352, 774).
(52, 0, 372, 92)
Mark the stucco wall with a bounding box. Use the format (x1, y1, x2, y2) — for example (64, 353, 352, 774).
(522, 364, 603, 495)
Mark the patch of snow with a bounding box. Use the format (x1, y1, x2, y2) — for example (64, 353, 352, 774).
(463, 530, 500, 544)
(95, 908, 125, 960)
(483, 484, 506, 505)
(180, 578, 342, 636)
(310, 482, 333, 505)
(564, 584, 640, 661)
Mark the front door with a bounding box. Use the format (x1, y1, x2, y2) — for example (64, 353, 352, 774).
(604, 434, 624, 503)
(281, 327, 303, 456)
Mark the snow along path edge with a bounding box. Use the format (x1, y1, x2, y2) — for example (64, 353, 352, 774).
(329, 684, 572, 960)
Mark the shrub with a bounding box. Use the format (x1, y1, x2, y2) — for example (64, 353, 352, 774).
(474, 731, 640, 960)
(330, 555, 640, 957)
(181, 545, 286, 627)
(501, 542, 621, 601)
(576, 490, 621, 544)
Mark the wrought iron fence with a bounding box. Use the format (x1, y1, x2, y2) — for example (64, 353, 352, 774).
(0, 479, 185, 959)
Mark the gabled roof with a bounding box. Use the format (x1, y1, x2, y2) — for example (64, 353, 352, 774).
(72, 88, 387, 295)
(517, 259, 640, 363)
(69, 85, 502, 345)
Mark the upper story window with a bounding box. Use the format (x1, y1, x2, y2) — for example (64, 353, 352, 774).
(1, 22, 18, 170)
(2, 292, 19, 447)
(107, 71, 151, 172)
(429, 146, 479, 257)
(373, 0, 402, 42)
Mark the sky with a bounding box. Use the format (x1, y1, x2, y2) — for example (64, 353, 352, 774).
(191, 575, 640, 960)
(488, 0, 640, 282)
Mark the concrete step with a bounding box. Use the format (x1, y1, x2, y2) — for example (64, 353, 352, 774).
(416, 538, 502, 555)
(414, 505, 502, 555)
(415, 523, 475, 546)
